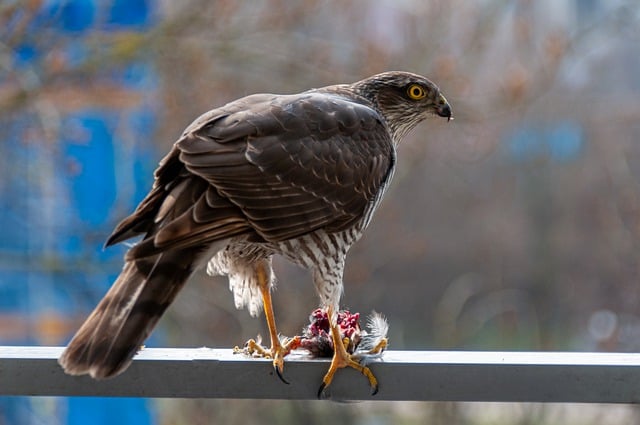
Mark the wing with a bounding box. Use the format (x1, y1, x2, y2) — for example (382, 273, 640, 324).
(107, 91, 395, 257)
(178, 91, 395, 242)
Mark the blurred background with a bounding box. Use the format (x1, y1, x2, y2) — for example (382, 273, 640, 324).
(1, 0, 640, 423)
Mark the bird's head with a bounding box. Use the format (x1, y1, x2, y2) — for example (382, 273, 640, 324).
(353, 71, 452, 141)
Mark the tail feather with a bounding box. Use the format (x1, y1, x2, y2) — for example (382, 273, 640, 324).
(59, 248, 199, 379)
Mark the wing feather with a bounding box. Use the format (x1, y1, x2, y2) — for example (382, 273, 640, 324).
(178, 91, 395, 242)
(107, 90, 395, 257)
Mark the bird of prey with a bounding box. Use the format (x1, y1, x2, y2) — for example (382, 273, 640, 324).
(59, 71, 452, 395)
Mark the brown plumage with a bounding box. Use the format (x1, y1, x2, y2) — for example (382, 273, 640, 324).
(59, 71, 452, 381)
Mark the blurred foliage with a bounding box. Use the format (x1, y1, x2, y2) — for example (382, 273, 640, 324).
(3, 0, 640, 424)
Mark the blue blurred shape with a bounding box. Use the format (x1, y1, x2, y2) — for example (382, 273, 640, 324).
(108, 0, 153, 27)
(506, 121, 584, 163)
(62, 112, 117, 228)
(0, 0, 161, 423)
(58, 0, 96, 32)
(42, 0, 152, 33)
(548, 122, 583, 162)
(0, 271, 28, 313)
(507, 126, 544, 161)
(12, 44, 37, 65)
(68, 397, 155, 425)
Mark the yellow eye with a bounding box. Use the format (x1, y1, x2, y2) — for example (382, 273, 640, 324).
(407, 84, 427, 100)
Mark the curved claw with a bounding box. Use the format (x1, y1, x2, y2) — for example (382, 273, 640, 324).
(274, 361, 290, 385)
(370, 382, 379, 396)
(317, 374, 377, 398)
(239, 336, 301, 385)
(319, 307, 381, 397)
(317, 382, 327, 399)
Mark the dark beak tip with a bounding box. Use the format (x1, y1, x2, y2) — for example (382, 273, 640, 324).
(438, 105, 453, 121)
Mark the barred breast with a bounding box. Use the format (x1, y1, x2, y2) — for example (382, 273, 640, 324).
(207, 157, 394, 318)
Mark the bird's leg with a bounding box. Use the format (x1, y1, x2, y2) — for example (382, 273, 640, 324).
(318, 306, 379, 398)
(240, 259, 300, 384)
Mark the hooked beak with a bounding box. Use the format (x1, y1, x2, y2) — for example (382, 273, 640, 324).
(436, 93, 453, 122)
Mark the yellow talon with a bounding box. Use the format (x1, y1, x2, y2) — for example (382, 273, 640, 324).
(234, 260, 303, 384)
(367, 337, 388, 355)
(318, 307, 380, 398)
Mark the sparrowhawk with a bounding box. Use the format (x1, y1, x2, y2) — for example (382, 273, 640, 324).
(59, 71, 452, 395)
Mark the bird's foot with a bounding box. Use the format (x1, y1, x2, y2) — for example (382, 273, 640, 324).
(364, 337, 388, 356)
(317, 335, 379, 398)
(235, 335, 301, 384)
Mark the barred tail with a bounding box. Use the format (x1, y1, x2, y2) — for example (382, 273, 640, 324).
(59, 248, 199, 379)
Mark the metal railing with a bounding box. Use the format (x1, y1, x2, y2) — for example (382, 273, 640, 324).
(2, 346, 639, 402)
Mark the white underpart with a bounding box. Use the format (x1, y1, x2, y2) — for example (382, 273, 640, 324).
(207, 248, 270, 318)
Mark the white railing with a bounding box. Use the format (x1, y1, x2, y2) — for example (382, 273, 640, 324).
(1, 347, 639, 402)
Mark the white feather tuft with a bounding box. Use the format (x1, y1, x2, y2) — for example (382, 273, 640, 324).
(355, 311, 389, 364)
